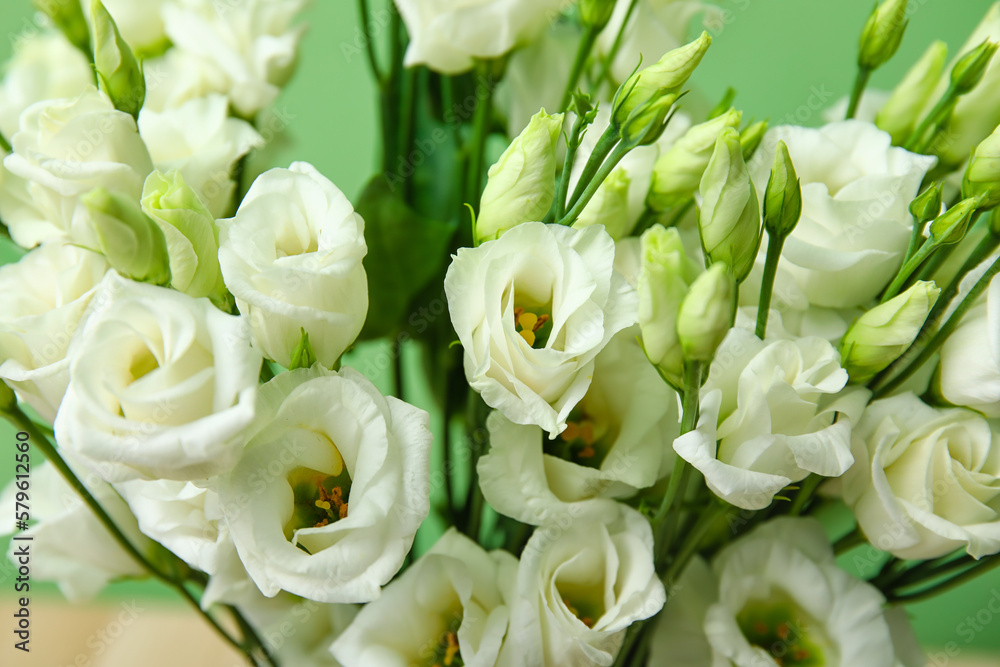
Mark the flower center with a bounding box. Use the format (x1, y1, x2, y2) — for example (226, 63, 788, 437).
(513, 306, 551, 348)
(736, 596, 829, 667)
(283, 465, 352, 543)
(422, 613, 463, 667)
(561, 596, 600, 629)
(546, 407, 614, 469)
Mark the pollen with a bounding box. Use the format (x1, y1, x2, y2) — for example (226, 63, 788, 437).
(513, 307, 551, 347)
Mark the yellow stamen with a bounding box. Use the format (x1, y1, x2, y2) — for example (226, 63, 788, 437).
(518, 312, 538, 331)
(519, 329, 536, 346)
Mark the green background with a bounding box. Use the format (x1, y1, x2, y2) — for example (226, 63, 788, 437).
(2, 0, 1000, 658)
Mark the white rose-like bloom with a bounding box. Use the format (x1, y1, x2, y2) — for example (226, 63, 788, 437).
(0, 88, 153, 248)
(242, 593, 357, 667)
(648, 517, 924, 667)
(54, 272, 261, 482)
(1, 461, 149, 601)
(746, 121, 935, 309)
(0, 31, 92, 140)
(393, 0, 566, 75)
(331, 529, 519, 667)
(162, 0, 306, 118)
(938, 275, 1000, 416)
(505, 504, 665, 667)
(218, 162, 368, 368)
(142, 47, 231, 112)
(674, 327, 867, 510)
(477, 329, 679, 525)
(216, 366, 432, 603)
(445, 222, 637, 438)
(0, 243, 110, 422)
(843, 393, 1000, 559)
(139, 94, 264, 217)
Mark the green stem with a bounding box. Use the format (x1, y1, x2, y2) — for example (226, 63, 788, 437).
(881, 238, 936, 302)
(0, 129, 11, 153)
(665, 200, 694, 229)
(399, 68, 419, 204)
(559, 26, 599, 112)
(554, 115, 587, 221)
(356, 0, 384, 85)
(833, 526, 865, 555)
(631, 207, 659, 236)
(882, 554, 972, 592)
(462, 392, 489, 543)
(787, 472, 823, 516)
(755, 232, 786, 339)
(226, 605, 281, 667)
(565, 123, 619, 211)
(887, 556, 1000, 605)
(904, 83, 958, 153)
(0, 405, 251, 661)
(663, 502, 727, 582)
(465, 63, 495, 212)
(873, 252, 1000, 398)
(592, 0, 641, 93)
(557, 142, 629, 226)
(845, 66, 871, 120)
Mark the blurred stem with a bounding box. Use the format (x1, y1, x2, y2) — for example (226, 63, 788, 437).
(882, 553, 974, 591)
(904, 83, 958, 153)
(226, 605, 280, 667)
(565, 123, 618, 211)
(665, 200, 694, 229)
(593, 0, 640, 92)
(887, 556, 1000, 605)
(844, 66, 871, 120)
(461, 392, 490, 543)
(880, 238, 935, 302)
(631, 207, 659, 236)
(356, 0, 384, 85)
(833, 526, 864, 555)
(557, 141, 629, 226)
(755, 232, 786, 339)
(464, 62, 495, 212)
(0, 402, 259, 663)
(559, 25, 599, 112)
(787, 472, 822, 516)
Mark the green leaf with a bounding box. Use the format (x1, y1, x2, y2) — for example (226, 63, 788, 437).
(356, 177, 456, 340)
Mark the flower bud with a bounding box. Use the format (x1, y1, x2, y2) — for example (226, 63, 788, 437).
(476, 109, 564, 243)
(83, 187, 171, 286)
(677, 262, 735, 364)
(876, 41, 948, 144)
(574, 167, 631, 239)
(637, 224, 701, 385)
(34, 0, 90, 55)
(929, 197, 980, 245)
(909, 182, 943, 224)
(90, 0, 145, 118)
(579, 0, 616, 30)
(618, 94, 678, 148)
(839, 280, 940, 383)
(762, 140, 802, 239)
(141, 170, 228, 305)
(962, 124, 1000, 210)
(740, 120, 768, 162)
(612, 32, 711, 127)
(858, 0, 909, 70)
(647, 108, 742, 212)
(951, 38, 999, 95)
(698, 128, 761, 283)
(288, 328, 317, 370)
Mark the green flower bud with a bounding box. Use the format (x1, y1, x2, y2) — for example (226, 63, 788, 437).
(698, 128, 761, 283)
(637, 224, 701, 385)
(574, 167, 632, 239)
(876, 41, 948, 144)
(740, 119, 768, 162)
(476, 109, 564, 243)
(909, 182, 943, 224)
(84, 187, 171, 285)
(647, 108, 742, 212)
(858, 0, 909, 70)
(963, 124, 1000, 211)
(141, 170, 229, 305)
(677, 262, 735, 364)
(34, 0, 90, 55)
(613, 32, 711, 127)
(839, 280, 940, 383)
(951, 38, 999, 95)
(90, 0, 145, 118)
(289, 328, 317, 370)
(929, 197, 980, 245)
(762, 140, 802, 239)
(579, 0, 616, 30)
(619, 94, 678, 148)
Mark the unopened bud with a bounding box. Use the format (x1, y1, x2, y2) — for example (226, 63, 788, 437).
(574, 167, 632, 239)
(289, 328, 317, 370)
(858, 0, 909, 70)
(951, 39, 999, 95)
(762, 140, 801, 239)
(740, 120, 768, 162)
(876, 41, 948, 144)
(962, 124, 1000, 210)
(677, 262, 735, 363)
(91, 0, 145, 118)
(929, 197, 979, 245)
(909, 182, 943, 224)
(84, 187, 171, 285)
(579, 0, 616, 30)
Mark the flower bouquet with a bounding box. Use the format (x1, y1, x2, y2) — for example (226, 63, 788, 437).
(2, 0, 1000, 665)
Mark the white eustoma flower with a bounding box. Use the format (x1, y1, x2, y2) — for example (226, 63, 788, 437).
(0, 31, 92, 140)
(477, 329, 679, 525)
(938, 275, 1000, 416)
(648, 517, 924, 667)
(843, 393, 1000, 559)
(142, 47, 230, 112)
(331, 529, 518, 667)
(0, 88, 153, 248)
(162, 0, 306, 118)
(745, 121, 935, 309)
(597, 0, 724, 86)
(218, 162, 368, 368)
(445, 222, 637, 438)
(138, 94, 263, 217)
(1, 460, 148, 601)
(674, 326, 867, 510)
(242, 593, 357, 667)
(0, 243, 110, 423)
(505, 504, 665, 667)
(216, 366, 432, 603)
(393, 0, 566, 75)
(54, 272, 261, 482)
